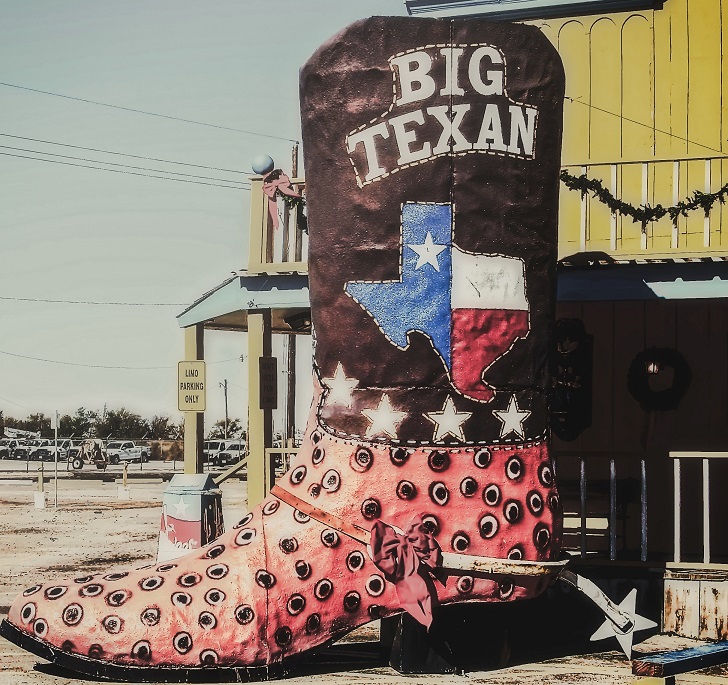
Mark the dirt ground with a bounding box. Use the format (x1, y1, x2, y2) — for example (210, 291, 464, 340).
(1, 475, 727, 684)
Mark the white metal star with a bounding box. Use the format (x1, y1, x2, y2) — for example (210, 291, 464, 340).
(493, 395, 531, 438)
(172, 497, 190, 517)
(425, 396, 472, 441)
(407, 231, 447, 271)
(322, 362, 359, 409)
(590, 588, 657, 659)
(362, 394, 407, 439)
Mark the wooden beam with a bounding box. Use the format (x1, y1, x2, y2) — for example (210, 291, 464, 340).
(182, 324, 205, 474)
(247, 310, 273, 509)
(632, 642, 728, 678)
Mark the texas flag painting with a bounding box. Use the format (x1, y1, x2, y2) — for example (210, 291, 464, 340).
(345, 202, 529, 403)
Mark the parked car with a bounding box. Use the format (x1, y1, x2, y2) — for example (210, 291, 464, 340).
(11, 440, 33, 460)
(203, 440, 226, 463)
(33, 439, 74, 462)
(105, 440, 149, 465)
(0, 438, 18, 459)
(18, 439, 55, 461)
(213, 441, 246, 467)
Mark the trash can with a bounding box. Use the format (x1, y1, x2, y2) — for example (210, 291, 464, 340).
(157, 474, 224, 563)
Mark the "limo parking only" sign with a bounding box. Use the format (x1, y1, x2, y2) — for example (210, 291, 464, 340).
(178, 360, 206, 412)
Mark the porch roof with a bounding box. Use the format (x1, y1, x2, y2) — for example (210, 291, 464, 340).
(176, 271, 309, 332)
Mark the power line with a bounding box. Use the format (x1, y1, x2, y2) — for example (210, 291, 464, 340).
(0, 295, 189, 306)
(566, 97, 726, 156)
(0, 144, 252, 186)
(0, 81, 299, 143)
(0, 349, 241, 370)
(0, 151, 250, 190)
(0, 394, 29, 409)
(0, 133, 256, 175)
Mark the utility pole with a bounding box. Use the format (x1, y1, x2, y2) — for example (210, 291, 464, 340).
(220, 380, 229, 439)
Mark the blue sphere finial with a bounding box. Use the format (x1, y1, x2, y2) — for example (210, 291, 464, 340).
(252, 154, 275, 175)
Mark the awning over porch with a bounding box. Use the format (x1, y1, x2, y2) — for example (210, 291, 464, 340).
(176, 272, 310, 332)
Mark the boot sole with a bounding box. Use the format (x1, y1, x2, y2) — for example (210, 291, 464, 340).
(0, 618, 291, 682)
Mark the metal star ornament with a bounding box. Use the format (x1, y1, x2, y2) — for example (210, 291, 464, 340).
(589, 588, 657, 659)
(493, 394, 531, 438)
(362, 394, 407, 439)
(425, 396, 472, 441)
(322, 362, 359, 408)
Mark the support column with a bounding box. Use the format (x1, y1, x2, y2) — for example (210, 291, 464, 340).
(183, 324, 205, 474)
(247, 310, 273, 509)
(286, 334, 297, 444)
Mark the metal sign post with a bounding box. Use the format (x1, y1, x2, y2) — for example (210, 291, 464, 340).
(52, 410, 59, 507)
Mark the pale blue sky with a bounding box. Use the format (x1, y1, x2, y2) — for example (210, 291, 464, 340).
(0, 1, 404, 432)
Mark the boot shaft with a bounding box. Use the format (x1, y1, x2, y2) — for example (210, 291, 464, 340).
(301, 16, 564, 447)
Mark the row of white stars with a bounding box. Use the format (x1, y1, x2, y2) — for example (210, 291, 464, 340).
(323, 362, 531, 440)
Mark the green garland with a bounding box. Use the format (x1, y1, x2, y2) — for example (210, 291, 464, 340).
(273, 169, 727, 234)
(560, 169, 728, 231)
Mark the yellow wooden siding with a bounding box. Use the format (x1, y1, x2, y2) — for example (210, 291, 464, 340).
(537, 0, 728, 259)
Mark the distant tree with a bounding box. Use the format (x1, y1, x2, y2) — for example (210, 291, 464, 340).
(207, 418, 243, 440)
(59, 407, 98, 438)
(148, 415, 177, 440)
(20, 413, 53, 437)
(95, 408, 149, 440)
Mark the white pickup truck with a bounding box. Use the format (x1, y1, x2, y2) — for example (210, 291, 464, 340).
(105, 440, 149, 465)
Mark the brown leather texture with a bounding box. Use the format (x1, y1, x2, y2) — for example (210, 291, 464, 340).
(300, 16, 564, 446)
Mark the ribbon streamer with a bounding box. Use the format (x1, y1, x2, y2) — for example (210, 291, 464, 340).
(370, 516, 442, 629)
(262, 169, 302, 230)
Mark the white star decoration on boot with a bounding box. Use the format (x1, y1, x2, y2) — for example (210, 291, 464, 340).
(362, 394, 407, 438)
(322, 362, 358, 408)
(425, 396, 472, 441)
(493, 394, 530, 438)
(590, 588, 657, 659)
(407, 231, 446, 271)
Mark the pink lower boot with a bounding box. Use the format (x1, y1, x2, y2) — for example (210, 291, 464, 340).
(1, 15, 565, 679)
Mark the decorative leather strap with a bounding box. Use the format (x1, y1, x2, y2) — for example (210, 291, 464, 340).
(271, 485, 370, 544)
(270, 484, 569, 580)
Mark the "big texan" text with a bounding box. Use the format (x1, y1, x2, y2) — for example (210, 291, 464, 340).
(346, 45, 538, 186)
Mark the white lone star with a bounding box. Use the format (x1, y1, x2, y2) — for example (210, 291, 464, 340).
(322, 362, 359, 409)
(407, 231, 447, 271)
(425, 396, 472, 441)
(172, 497, 190, 517)
(590, 588, 657, 659)
(493, 395, 531, 438)
(362, 394, 407, 439)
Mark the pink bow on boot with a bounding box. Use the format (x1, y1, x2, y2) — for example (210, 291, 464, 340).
(370, 516, 443, 629)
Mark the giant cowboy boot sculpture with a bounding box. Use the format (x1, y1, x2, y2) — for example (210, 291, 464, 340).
(1, 17, 569, 680)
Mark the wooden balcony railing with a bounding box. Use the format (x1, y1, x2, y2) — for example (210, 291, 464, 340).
(670, 451, 728, 570)
(554, 451, 648, 562)
(559, 155, 728, 259)
(248, 156, 728, 271)
(248, 177, 307, 274)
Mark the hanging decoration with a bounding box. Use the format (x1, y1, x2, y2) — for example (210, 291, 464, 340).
(560, 169, 728, 233)
(549, 318, 593, 441)
(627, 347, 691, 411)
(262, 168, 308, 233)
